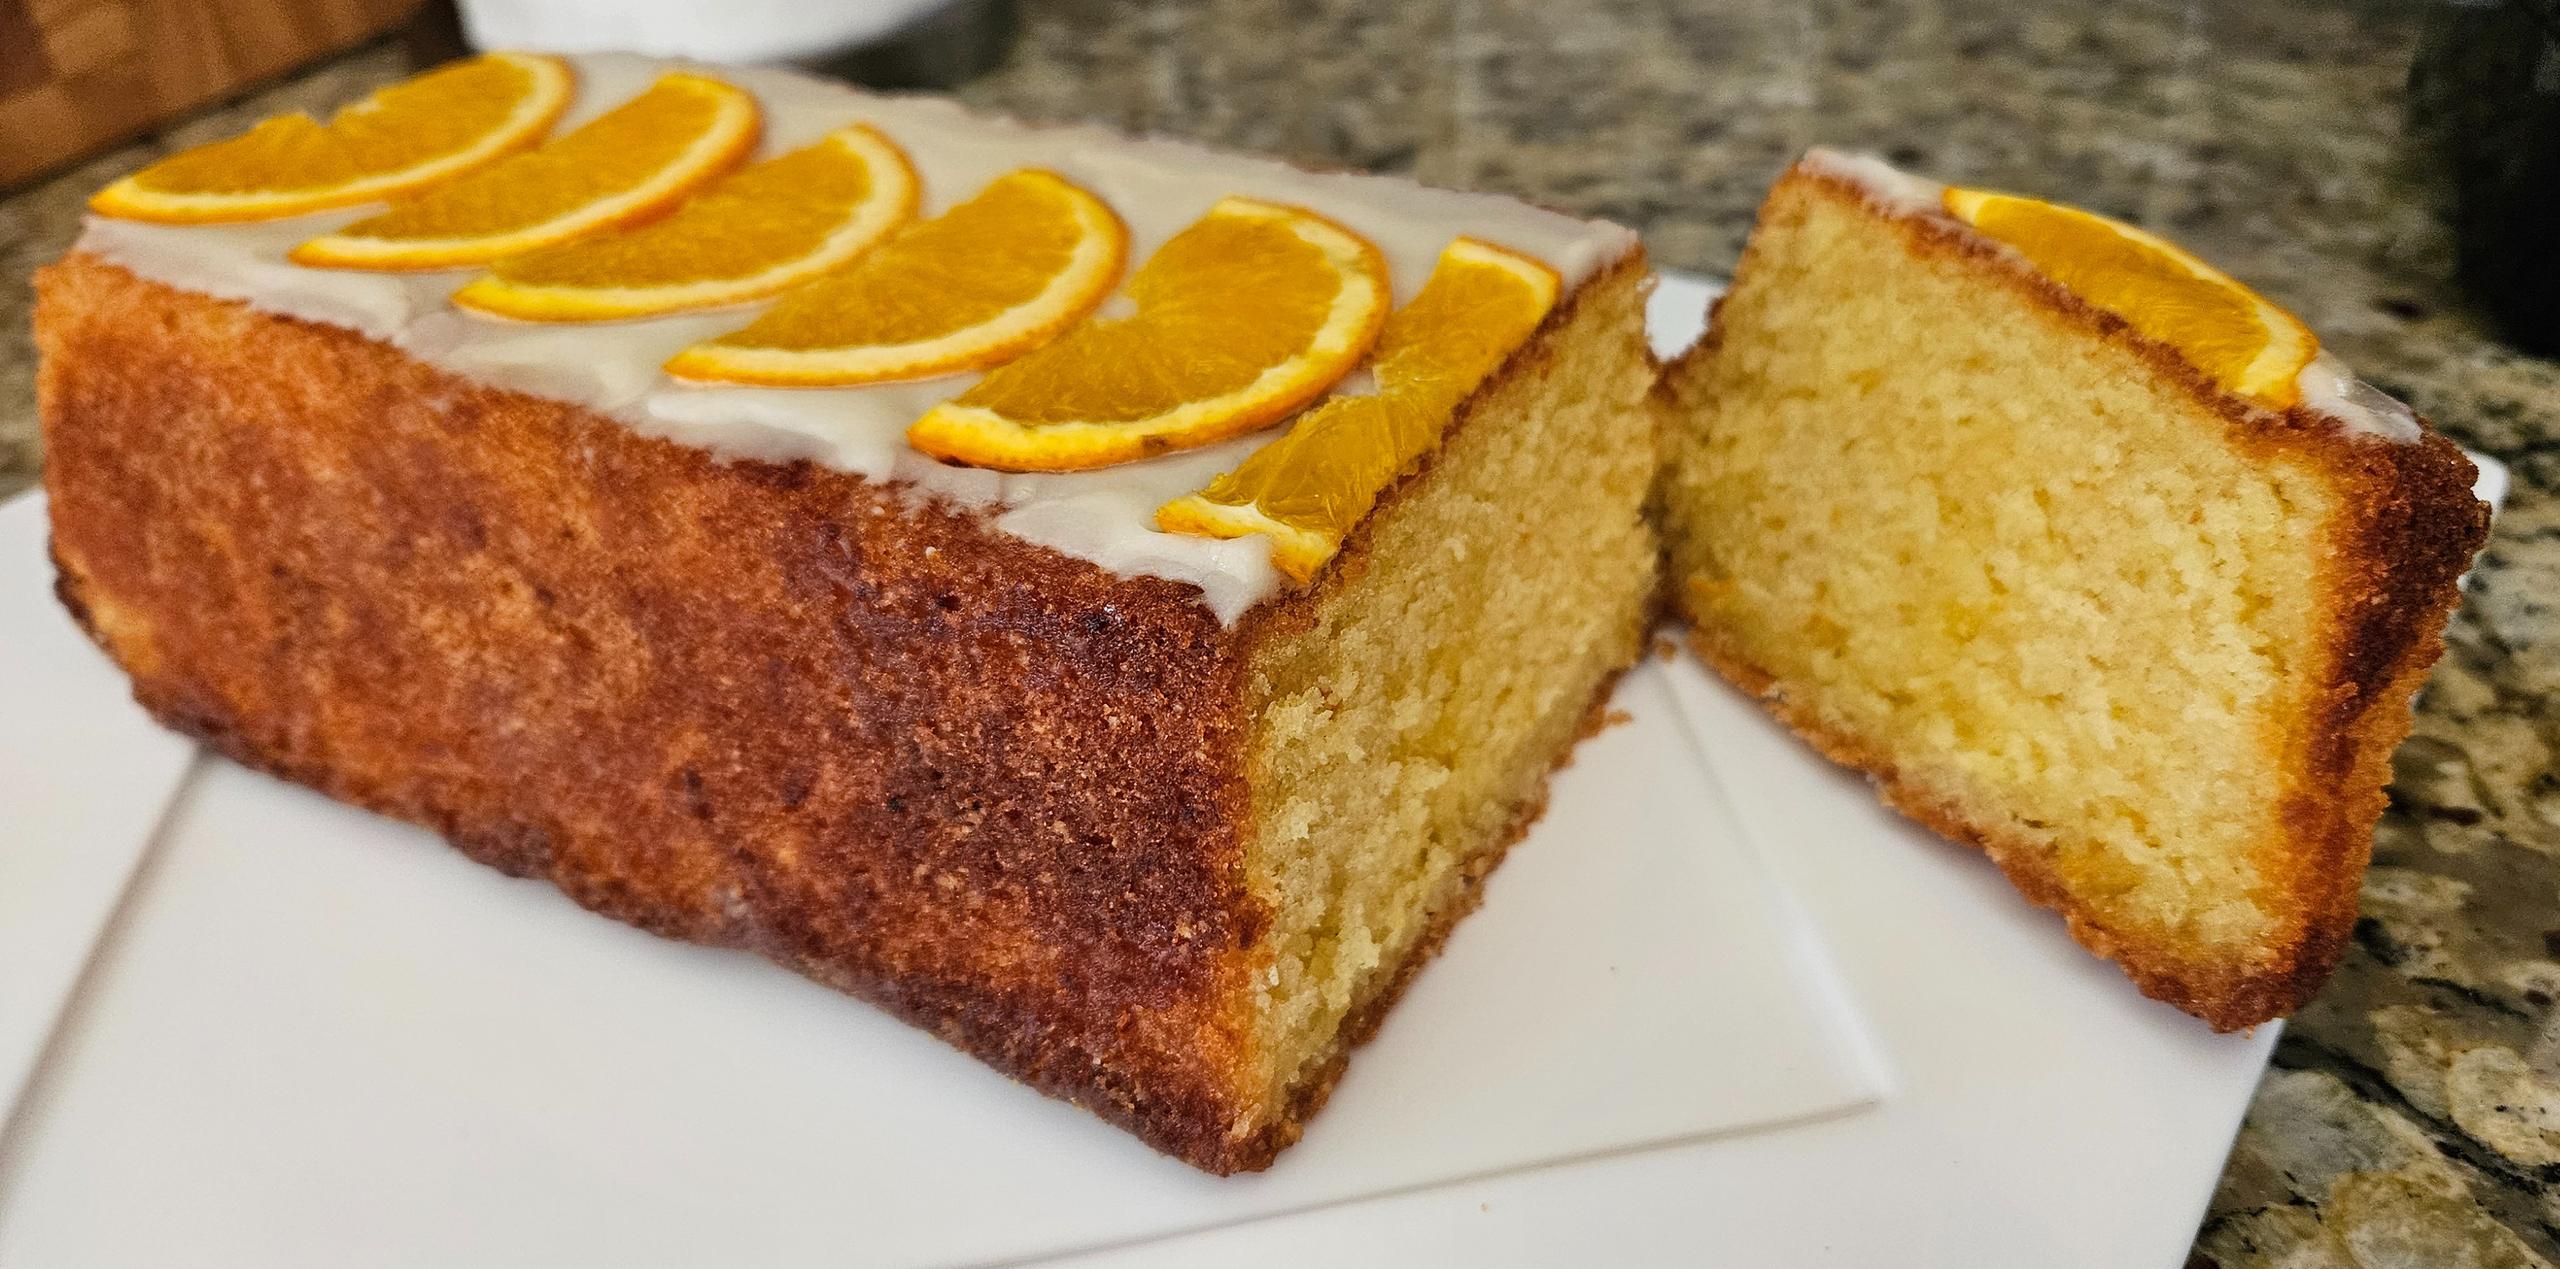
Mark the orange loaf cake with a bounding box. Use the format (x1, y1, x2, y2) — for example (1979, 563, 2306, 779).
(1656, 150, 2488, 1030)
(39, 54, 1657, 1172)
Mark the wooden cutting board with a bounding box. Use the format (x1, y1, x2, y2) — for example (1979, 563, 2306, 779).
(0, 0, 423, 187)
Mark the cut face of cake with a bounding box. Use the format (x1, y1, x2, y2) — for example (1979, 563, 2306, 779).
(1656, 150, 2488, 1030)
(41, 55, 1657, 1172)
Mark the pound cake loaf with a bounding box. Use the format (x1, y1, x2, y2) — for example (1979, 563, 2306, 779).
(39, 54, 1656, 1171)
(1657, 150, 2487, 1029)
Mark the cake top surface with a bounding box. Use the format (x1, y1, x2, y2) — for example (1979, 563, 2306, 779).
(77, 53, 1640, 623)
(1797, 147, 2422, 445)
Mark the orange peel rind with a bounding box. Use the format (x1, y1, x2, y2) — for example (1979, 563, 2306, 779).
(1156, 237, 1560, 581)
(90, 53, 574, 224)
(449, 124, 920, 322)
(905, 196, 1390, 473)
(1941, 186, 2317, 408)
(291, 72, 761, 273)
(664, 169, 1124, 384)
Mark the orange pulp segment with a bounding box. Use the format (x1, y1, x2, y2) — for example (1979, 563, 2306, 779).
(1155, 238, 1560, 581)
(904, 196, 1389, 472)
(663, 169, 1124, 384)
(291, 72, 761, 272)
(90, 53, 573, 224)
(450, 124, 920, 321)
(1941, 186, 2318, 408)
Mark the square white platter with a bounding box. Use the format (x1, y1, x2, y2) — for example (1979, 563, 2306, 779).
(0, 273, 2509, 1267)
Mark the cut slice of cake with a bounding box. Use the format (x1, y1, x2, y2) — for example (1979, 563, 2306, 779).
(40, 54, 1657, 1172)
(1656, 150, 2488, 1030)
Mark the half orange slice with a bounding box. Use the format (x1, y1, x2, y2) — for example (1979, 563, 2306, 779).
(1157, 238, 1560, 581)
(664, 169, 1124, 385)
(906, 197, 1389, 472)
(450, 124, 919, 321)
(1942, 187, 2318, 408)
(292, 72, 761, 272)
(90, 53, 573, 224)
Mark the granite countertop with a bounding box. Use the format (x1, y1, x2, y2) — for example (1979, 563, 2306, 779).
(4, 1, 2556, 1261)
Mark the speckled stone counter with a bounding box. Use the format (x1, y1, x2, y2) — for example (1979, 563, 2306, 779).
(4, 2, 2555, 1262)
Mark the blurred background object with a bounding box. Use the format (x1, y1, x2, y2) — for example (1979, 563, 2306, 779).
(2408, 0, 2560, 355)
(0, 0, 423, 186)
(0, 0, 1017, 190)
(454, 0, 1015, 88)
(804, 0, 1016, 92)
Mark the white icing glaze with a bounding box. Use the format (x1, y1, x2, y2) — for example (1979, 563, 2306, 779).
(75, 53, 1638, 623)
(1797, 147, 2422, 445)
(2291, 351, 2422, 444)
(1797, 146, 1946, 216)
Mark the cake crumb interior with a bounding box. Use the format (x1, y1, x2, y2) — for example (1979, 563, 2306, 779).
(1239, 265, 1658, 1118)
(1661, 183, 2334, 970)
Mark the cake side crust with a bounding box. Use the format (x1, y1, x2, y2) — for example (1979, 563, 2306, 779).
(1660, 166, 2488, 1030)
(36, 252, 1281, 1169)
(2275, 422, 2485, 1018)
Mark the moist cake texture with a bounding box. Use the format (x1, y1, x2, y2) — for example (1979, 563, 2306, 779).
(1656, 150, 2487, 1030)
(40, 56, 1656, 1171)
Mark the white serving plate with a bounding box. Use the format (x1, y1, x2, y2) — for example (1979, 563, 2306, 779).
(0, 274, 2507, 1267)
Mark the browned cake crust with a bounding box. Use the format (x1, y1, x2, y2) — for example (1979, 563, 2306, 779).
(1660, 166, 2489, 1031)
(36, 249, 1643, 1172)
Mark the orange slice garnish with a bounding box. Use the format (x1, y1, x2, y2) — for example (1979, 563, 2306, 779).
(292, 73, 761, 272)
(449, 125, 919, 321)
(90, 53, 573, 224)
(1156, 238, 1559, 581)
(905, 196, 1389, 472)
(663, 170, 1125, 385)
(1941, 187, 2318, 408)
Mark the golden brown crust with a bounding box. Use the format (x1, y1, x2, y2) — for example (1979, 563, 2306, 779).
(39, 253, 1281, 1166)
(2266, 424, 2484, 1023)
(1662, 164, 2489, 1031)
